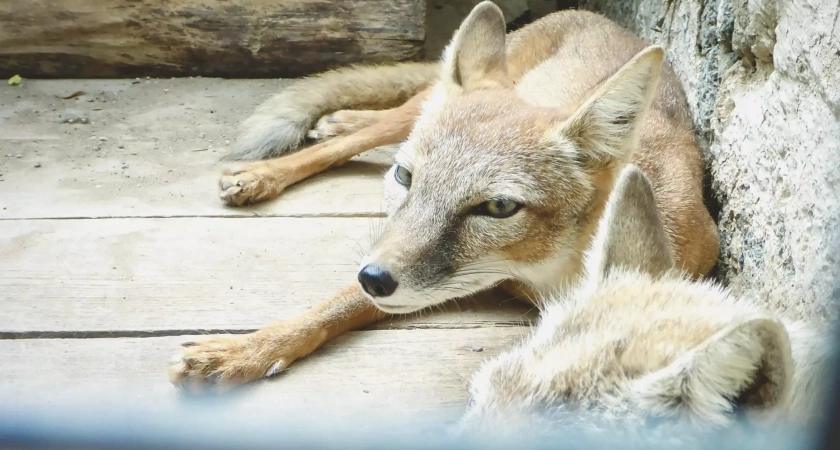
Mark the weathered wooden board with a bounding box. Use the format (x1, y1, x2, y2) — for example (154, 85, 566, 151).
(0, 328, 527, 420)
(0, 217, 537, 333)
(0, 0, 426, 78)
(0, 79, 392, 219)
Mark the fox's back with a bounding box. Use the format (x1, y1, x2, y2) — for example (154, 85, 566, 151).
(506, 10, 692, 129)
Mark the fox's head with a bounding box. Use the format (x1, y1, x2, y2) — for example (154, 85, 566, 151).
(458, 164, 796, 437)
(358, 1, 666, 313)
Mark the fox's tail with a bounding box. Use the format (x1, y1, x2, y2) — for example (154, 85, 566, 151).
(225, 61, 441, 161)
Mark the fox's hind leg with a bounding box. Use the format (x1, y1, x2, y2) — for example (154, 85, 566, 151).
(219, 88, 430, 207)
(307, 109, 393, 141)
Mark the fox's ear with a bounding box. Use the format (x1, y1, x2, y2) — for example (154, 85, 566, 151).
(585, 164, 675, 280)
(631, 316, 793, 426)
(556, 46, 664, 168)
(441, 1, 511, 92)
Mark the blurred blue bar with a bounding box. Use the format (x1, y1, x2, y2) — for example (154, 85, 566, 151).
(0, 396, 820, 450)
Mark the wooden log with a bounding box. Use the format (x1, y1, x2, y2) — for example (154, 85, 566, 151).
(0, 0, 426, 79)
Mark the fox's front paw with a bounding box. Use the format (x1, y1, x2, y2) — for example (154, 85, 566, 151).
(219, 164, 290, 206)
(307, 110, 381, 140)
(168, 335, 288, 393)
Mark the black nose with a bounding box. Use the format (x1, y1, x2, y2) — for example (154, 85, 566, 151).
(358, 264, 398, 297)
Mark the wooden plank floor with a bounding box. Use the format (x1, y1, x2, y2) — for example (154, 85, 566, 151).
(0, 79, 536, 421)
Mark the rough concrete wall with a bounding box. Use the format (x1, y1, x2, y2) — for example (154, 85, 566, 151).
(583, 0, 840, 321)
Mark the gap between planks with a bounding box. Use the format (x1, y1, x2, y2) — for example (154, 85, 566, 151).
(0, 212, 388, 221)
(0, 320, 532, 341)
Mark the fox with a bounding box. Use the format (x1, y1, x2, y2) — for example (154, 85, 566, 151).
(168, 2, 720, 391)
(459, 163, 834, 439)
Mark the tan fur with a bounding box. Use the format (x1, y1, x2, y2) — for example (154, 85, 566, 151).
(460, 165, 832, 439)
(171, 2, 720, 390)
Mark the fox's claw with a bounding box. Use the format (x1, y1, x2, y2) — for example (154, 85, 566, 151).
(218, 165, 289, 206)
(168, 335, 279, 393)
(168, 322, 322, 392)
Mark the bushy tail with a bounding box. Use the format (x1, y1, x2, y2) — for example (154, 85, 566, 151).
(225, 61, 441, 161)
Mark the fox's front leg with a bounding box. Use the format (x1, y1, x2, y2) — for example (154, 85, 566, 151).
(169, 284, 386, 392)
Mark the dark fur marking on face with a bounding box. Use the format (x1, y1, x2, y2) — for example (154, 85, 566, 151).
(412, 213, 465, 288)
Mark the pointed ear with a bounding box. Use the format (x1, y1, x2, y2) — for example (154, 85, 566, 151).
(585, 164, 675, 280)
(632, 316, 793, 427)
(556, 46, 664, 167)
(441, 1, 511, 92)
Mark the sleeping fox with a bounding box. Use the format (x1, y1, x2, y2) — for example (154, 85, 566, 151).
(169, 2, 719, 390)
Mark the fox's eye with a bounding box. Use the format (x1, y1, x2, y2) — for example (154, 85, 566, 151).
(394, 165, 412, 187)
(474, 198, 522, 218)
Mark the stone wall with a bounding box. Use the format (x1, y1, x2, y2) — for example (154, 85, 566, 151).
(583, 0, 840, 321)
(426, 0, 840, 320)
